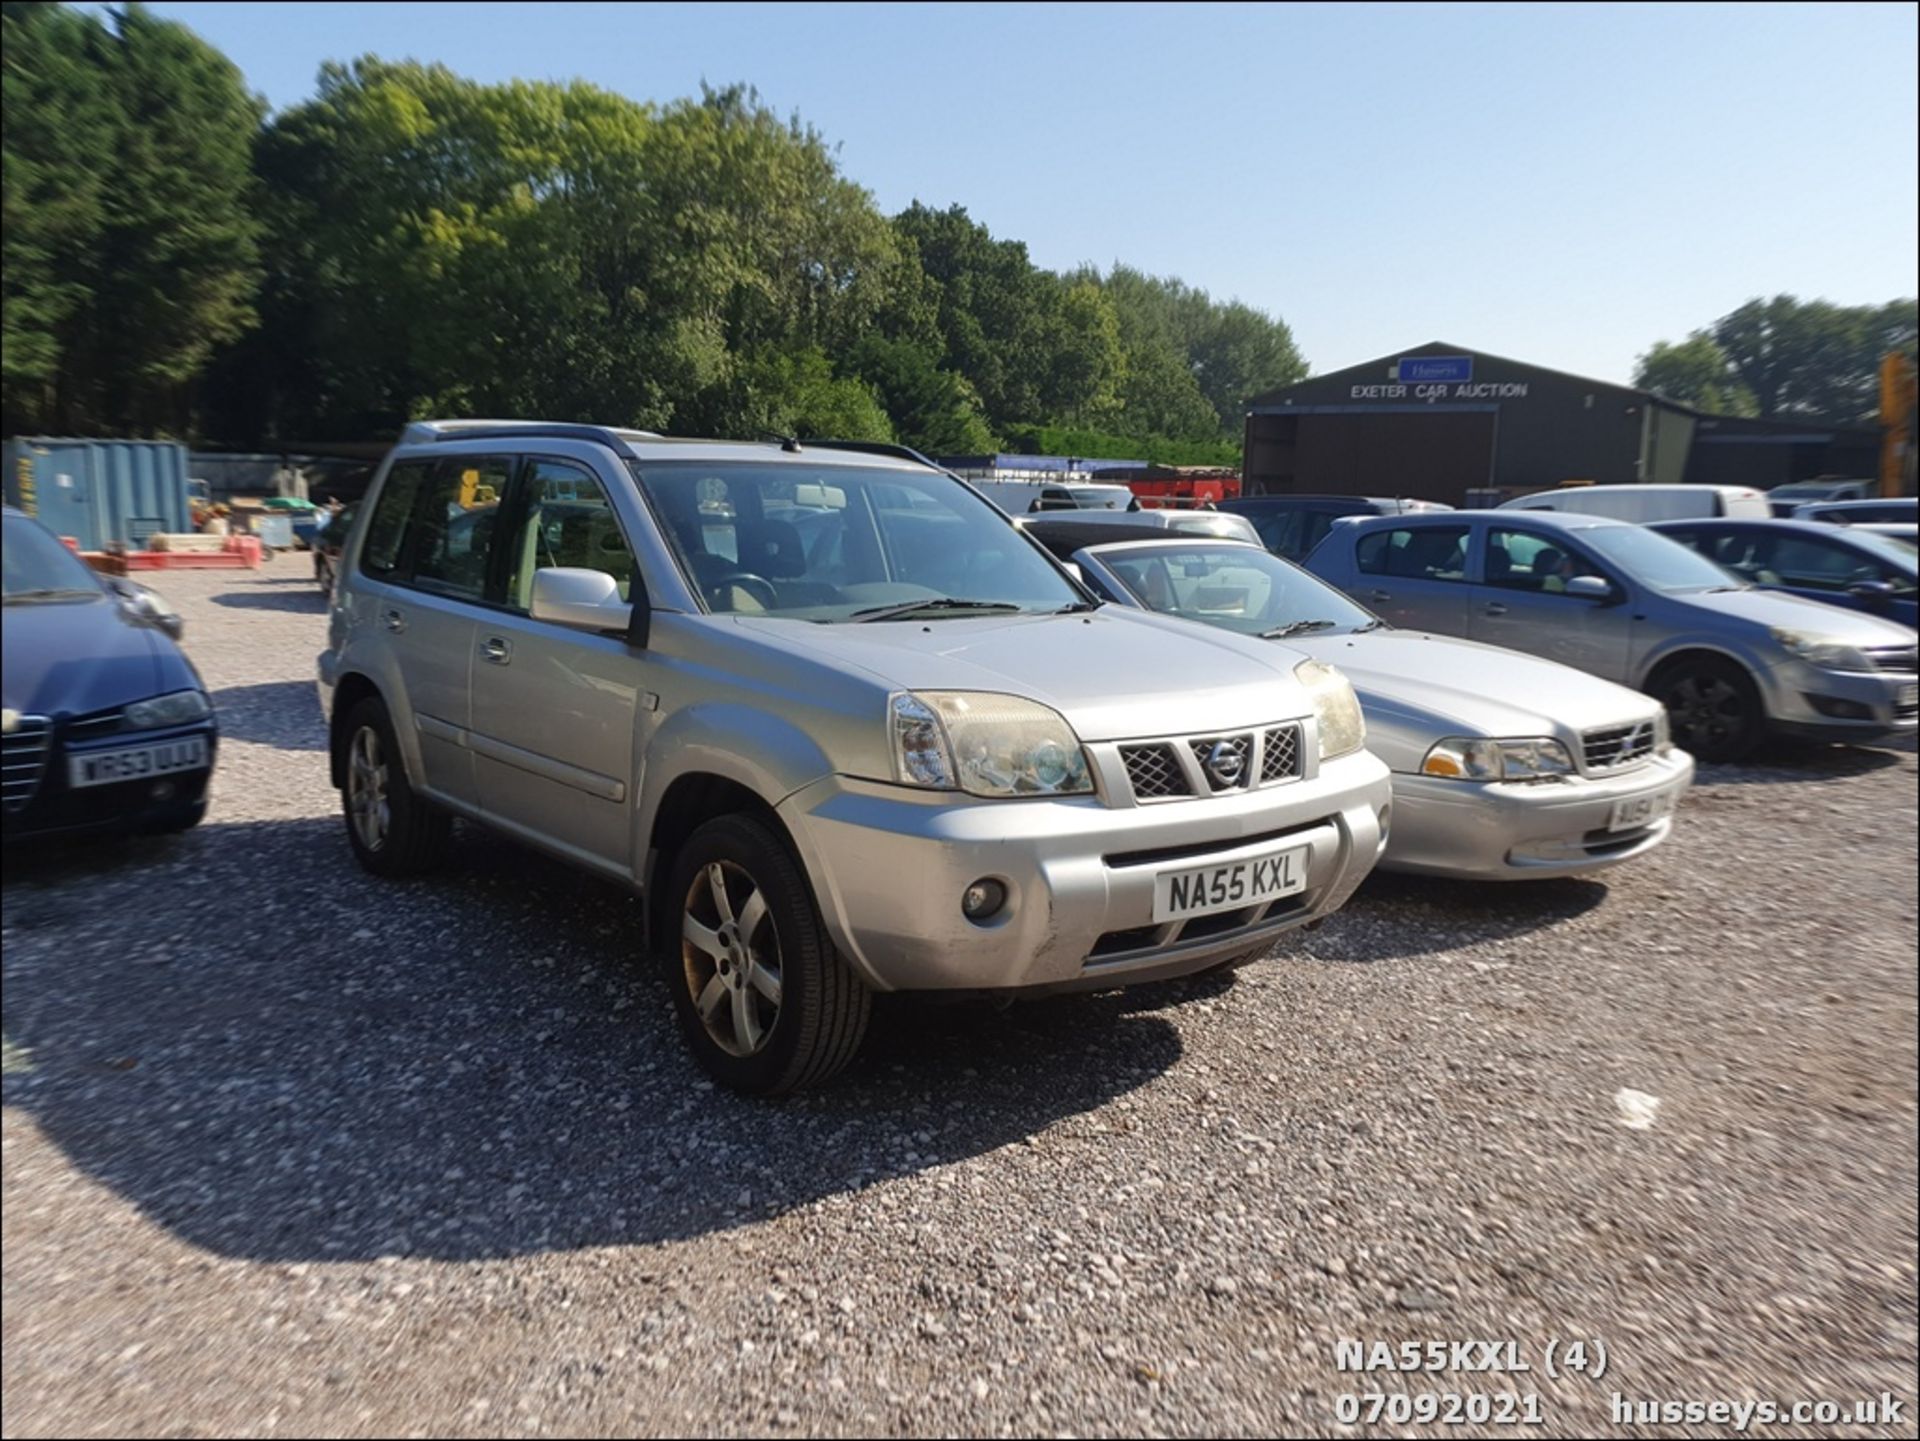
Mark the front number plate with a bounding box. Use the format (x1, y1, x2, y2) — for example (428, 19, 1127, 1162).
(1153, 844, 1310, 923)
(69, 736, 209, 789)
(1608, 784, 1679, 833)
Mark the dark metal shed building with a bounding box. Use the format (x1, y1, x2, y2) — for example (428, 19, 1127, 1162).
(1242, 342, 1701, 505)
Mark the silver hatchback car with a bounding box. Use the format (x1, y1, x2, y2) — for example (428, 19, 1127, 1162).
(1305, 510, 1919, 762)
(319, 423, 1392, 1093)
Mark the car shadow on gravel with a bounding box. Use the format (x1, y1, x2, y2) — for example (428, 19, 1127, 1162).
(209, 680, 328, 750)
(1697, 738, 1911, 785)
(209, 587, 328, 613)
(1, 815, 1185, 1264)
(1310, 871, 1610, 960)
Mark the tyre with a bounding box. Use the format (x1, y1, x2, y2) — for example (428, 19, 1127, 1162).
(1653, 655, 1764, 764)
(663, 813, 871, 1096)
(339, 696, 452, 876)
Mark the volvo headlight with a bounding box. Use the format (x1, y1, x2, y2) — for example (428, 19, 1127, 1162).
(889, 691, 1093, 798)
(1294, 659, 1365, 760)
(1770, 628, 1873, 672)
(1653, 707, 1673, 755)
(124, 689, 211, 730)
(1422, 736, 1574, 781)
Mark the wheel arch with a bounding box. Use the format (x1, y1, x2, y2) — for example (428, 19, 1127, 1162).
(328, 672, 385, 789)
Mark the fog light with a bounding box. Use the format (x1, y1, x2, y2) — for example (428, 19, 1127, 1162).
(962, 878, 1007, 922)
(1804, 693, 1873, 720)
(151, 780, 175, 801)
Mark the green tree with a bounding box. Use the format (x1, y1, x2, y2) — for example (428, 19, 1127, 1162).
(1632, 334, 1756, 415)
(2, 1, 261, 435)
(1705, 294, 1917, 425)
(1, 1, 116, 432)
(844, 336, 994, 454)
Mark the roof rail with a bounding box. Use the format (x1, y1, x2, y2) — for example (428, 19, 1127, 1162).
(803, 439, 945, 470)
(400, 419, 660, 458)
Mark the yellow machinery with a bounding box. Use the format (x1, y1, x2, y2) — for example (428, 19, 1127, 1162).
(1882, 352, 1918, 498)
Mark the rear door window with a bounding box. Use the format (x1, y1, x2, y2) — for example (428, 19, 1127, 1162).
(359, 461, 433, 580)
(1355, 525, 1470, 581)
(410, 457, 513, 602)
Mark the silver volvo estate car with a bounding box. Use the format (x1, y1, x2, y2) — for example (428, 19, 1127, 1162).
(1023, 523, 1694, 881)
(318, 423, 1392, 1093)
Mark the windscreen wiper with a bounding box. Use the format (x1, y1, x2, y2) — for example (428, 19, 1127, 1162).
(1261, 618, 1341, 639)
(1351, 618, 1388, 632)
(849, 598, 1025, 623)
(3, 588, 99, 604)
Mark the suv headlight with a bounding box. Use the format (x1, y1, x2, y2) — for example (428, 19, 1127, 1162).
(1653, 707, 1673, 755)
(1422, 736, 1574, 781)
(889, 691, 1093, 797)
(1770, 628, 1873, 672)
(123, 689, 211, 730)
(1295, 659, 1365, 759)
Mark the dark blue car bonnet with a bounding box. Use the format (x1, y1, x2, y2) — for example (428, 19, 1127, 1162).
(2, 595, 192, 718)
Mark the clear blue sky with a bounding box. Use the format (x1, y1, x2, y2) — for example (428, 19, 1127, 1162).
(134, 0, 1918, 384)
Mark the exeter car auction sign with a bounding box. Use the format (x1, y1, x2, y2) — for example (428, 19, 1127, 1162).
(1351, 355, 1530, 402)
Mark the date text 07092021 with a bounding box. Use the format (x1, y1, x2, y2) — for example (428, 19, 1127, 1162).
(1337, 1341, 1535, 1373)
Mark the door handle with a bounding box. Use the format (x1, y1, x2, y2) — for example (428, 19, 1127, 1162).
(1368, 588, 1391, 603)
(383, 608, 406, 633)
(480, 636, 512, 665)
(1483, 602, 1509, 616)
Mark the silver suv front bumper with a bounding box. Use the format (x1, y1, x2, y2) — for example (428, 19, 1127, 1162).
(778, 750, 1392, 993)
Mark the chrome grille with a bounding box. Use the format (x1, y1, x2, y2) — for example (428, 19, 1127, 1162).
(1260, 724, 1302, 783)
(1582, 721, 1655, 772)
(1864, 645, 1918, 675)
(65, 708, 126, 742)
(1187, 734, 1253, 793)
(2, 715, 52, 813)
(1120, 743, 1191, 799)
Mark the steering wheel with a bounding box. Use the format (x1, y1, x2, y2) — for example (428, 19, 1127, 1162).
(706, 571, 779, 611)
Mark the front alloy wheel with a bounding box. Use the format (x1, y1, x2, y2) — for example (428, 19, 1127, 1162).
(661, 813, 870, 1094)
(682, 860, 784, 1056)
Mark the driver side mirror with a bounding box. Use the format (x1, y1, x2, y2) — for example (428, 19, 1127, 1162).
(1564, 574, 1618, 602)
(109, 577, 185, 639)
(530, 567, 645, 642)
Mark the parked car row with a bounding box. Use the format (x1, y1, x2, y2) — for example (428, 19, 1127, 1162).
(9, 423, 1912, 1099)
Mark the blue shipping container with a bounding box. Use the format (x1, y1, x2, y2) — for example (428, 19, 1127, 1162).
(2, 438, 192, 551)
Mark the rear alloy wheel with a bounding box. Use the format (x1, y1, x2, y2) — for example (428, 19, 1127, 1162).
(665, 814, 870, 1095)
(340, 697, 452, 876)
(1656, 656, 1763, 764)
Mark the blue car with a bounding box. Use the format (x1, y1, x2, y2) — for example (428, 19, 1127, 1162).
(1651, 518, 1917, 630)
(2, 506, 218, 840)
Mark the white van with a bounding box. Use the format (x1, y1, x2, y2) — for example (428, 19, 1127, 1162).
(970, 479, 1139, 515)
(1498, 484, 1769, 523)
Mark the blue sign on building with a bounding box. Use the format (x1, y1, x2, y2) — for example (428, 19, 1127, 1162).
(1396, 355, 1474, 384)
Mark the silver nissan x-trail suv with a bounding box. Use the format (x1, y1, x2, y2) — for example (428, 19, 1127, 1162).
(319, 422, 1392, 1093)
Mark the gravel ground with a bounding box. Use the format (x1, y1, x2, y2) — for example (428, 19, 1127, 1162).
(3, 564, 1916, 1439)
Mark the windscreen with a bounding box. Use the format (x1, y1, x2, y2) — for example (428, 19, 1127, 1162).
(1577, 523, 1744, 592)
(629, 461, 1081, 621)
(1096, 543, 1376, 636)
(2, 515, 106, 603)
